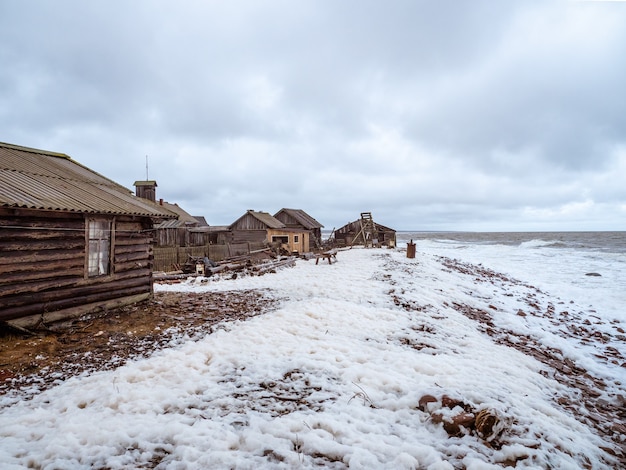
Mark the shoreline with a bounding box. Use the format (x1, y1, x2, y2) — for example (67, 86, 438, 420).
(1, 248, 624, 468)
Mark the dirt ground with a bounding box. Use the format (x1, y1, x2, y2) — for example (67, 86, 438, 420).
(0, 289, 278, 399)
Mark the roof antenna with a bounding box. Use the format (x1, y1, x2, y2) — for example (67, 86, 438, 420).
(146, 155, 149, 181)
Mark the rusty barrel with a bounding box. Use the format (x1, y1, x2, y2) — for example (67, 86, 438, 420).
(406, 239, 416, 259)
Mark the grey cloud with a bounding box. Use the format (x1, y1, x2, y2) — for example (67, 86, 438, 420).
(1, 0, 625, 231)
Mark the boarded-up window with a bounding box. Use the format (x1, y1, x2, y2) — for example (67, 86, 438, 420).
(88, 219, 111, 277)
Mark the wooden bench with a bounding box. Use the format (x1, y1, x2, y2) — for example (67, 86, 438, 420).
(315, 249, 338, 265)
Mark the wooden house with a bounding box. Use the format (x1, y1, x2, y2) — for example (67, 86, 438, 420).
(0, 142, 176, 328)
(230, 210, 310, 253)
(273, 208, 324, 250)
(333, 214, 397, 248)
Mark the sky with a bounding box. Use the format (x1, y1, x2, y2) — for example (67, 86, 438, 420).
(1, 0, 625, 231)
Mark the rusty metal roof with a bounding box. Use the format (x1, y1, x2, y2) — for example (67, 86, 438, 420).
(0, 142, 176, 219)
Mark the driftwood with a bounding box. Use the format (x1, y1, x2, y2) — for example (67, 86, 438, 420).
(154, 255, 297, 281)
(254, 258, 296, 275)
(152, 271, 190, 281)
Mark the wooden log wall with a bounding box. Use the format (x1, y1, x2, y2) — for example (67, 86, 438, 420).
(230, 230, 267, 244)
(0, 209, 155, 325)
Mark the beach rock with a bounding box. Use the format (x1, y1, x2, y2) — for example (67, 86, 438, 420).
(475, 408, 499, 439)
(453, 412, 476, 426)
(441, 395, 464, 409)
(435, 412, 476, 437)
(418, 394, 438, 411)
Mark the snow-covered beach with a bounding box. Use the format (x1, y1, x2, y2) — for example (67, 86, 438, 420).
(1, 241, 625, 469)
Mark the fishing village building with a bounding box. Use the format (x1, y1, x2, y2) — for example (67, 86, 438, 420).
(0, 142, 175, 329)
(332, 212, 397, 248)
(230, 210, 311, 254)
(273, 208, 324, 250)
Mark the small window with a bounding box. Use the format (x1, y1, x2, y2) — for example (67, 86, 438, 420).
(294, 235, 299, 243)
(88, 219, 111, 277)
(272, 235, 289, 244)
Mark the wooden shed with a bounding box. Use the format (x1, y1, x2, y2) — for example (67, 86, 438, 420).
(274, 208, 324, 250)
(230, 210, 310, 254)
(0, 142, 176, 329)
(332, 213, 397, 248)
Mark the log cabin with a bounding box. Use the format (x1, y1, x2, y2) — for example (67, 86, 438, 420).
(0, 142, 176, 329)
(230, 210, 310, 254)
(273, 208, 324, 250)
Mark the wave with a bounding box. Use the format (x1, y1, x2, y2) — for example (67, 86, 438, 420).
(519, 239, 569, 249)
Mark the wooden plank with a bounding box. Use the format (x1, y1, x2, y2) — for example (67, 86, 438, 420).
(114, 259, 151, 273)
(0, 268, 151, 304)
(8, 293, 152, 329)
(114, 251, 151, 263)
(1, 283, 152, 323)
(0, 228, 84, 241)
(0, 275, 152, 321)
(0, 258, 84, 276)
(0, 248, 84, 266)
(115, 243, 151, 255)
(0, 238, 85, 252)
(114, 236, 153, 246)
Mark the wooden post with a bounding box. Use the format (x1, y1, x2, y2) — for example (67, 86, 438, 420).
(407, 239, 416, 259)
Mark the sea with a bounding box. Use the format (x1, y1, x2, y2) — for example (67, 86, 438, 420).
(395, 231, 626, 323)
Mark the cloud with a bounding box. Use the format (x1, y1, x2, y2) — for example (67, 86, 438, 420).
(1, 0, 625, 231)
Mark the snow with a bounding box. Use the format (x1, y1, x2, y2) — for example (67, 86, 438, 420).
(1, 247, 624, 469)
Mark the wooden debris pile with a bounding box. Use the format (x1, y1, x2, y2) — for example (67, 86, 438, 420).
(154, 251, 297, 282)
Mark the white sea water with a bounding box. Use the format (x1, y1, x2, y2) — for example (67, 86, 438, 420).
(397, 232, 626, 323)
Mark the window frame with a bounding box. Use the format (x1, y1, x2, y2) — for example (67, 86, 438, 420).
(86, 217, 114, 278)
(271, 235, 289, 244)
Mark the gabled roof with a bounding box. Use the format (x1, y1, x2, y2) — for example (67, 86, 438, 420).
(337, 219, 396, 234)
(274, 208, 324, 229)
(252, 211, 285, 228)
(193, 216, 209, 226)
(155, 201, 200, 228)
(0, 142, 175, 219)
(230, 210, 285, 229)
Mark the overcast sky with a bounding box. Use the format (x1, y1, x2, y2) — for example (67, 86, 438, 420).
(1, 1, 625, 231)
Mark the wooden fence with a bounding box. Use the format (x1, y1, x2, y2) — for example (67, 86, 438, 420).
(152, 242, 266, 272)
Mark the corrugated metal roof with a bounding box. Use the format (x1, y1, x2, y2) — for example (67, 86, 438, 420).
(0, 142, 176, 219)
(155, 201, 199, 228)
